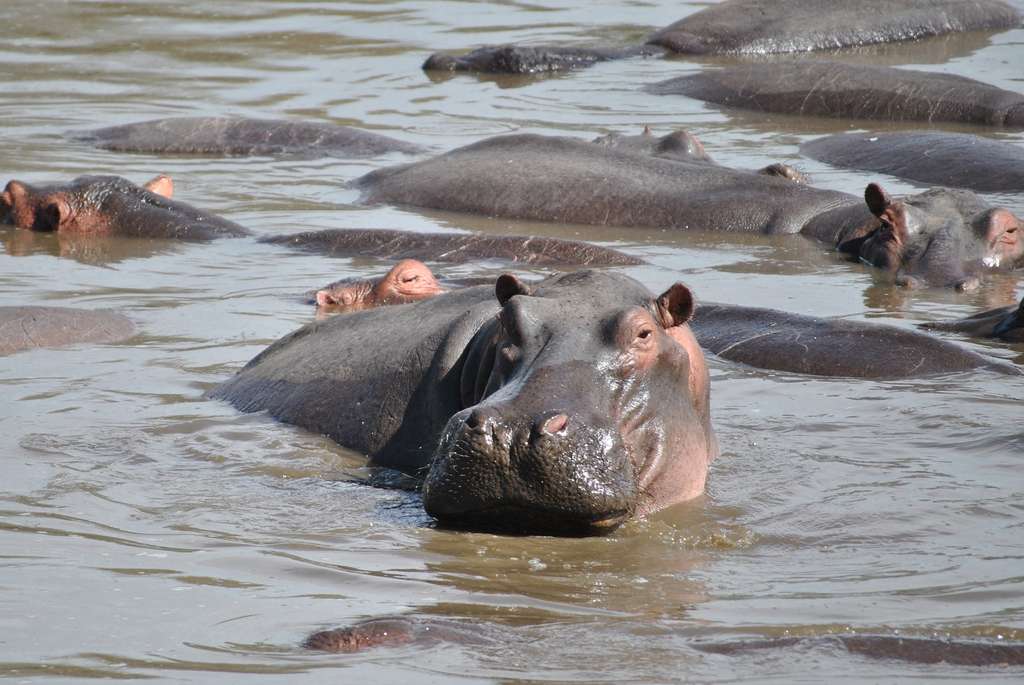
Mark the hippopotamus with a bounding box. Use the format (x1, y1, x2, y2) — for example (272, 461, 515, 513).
(1, 174, 249, 240)
(212, 270, 717, 534)
(352, 133, 1024, 288)
(423, 0, 1020, 73)
(0, 306, 135, 356)
(921, 296, 1024, 342)
(75, 117, 425, 158)
(691, 303, 1019, 377)
(260, 228, 643, 267)
(647, 62, 1024, 128)
(594, 128, 810, 182)
(312, 259, 446, 310)
(307, 262, 1017, 377)
(304, 616, 1024, 667)
(802, 131, 1024, 193)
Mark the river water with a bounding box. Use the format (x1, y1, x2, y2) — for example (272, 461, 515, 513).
(1, 1, 1022, 682)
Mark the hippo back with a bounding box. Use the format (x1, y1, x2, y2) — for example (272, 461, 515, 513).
(211, 286, 497, 471)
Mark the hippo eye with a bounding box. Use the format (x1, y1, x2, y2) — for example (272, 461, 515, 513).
(400, 273, 420, 283)
(636, 327, 654, 343)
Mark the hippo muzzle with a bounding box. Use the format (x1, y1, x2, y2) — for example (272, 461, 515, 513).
(423, 401, 637, 534)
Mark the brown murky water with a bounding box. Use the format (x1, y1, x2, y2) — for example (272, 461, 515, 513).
(1, 1, 1023, 682)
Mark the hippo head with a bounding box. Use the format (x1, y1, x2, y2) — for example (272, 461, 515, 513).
(839, 184, 1023, 290)
(315, 259, 445, 310)
(592, 127, 714, 164)
(422, 270, 717, 535)
(0, 175, 173, 233)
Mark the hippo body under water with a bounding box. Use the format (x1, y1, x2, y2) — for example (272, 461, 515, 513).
(802, 131, 1024, 193)
(423, 0, 1021, 73)
(648, 62, 1024, 128)
(353, 133, 1023, 289)
(305, 615, 1024, 668)
(0, 306, 136, 356)
(212, 270, 717, 534)
(691, 303, 1018, 377)
(1, 174, 249, 240)
(260, 228, 644, 267)
(77, 117, 425, 158)
(921, 297, 1024, 342)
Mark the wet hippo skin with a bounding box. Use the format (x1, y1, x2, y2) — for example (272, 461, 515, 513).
(691, 303, 1019, 378)
(303, 615, 1024, 668)
(353, 133, 1024, 289)
(921, 296, 1024, 342)
(0, 306, 136, 356)
(423, 0, 1021, 73)
(212, 271, 718, 534)
(802, 131, 1024, 193)
(647, 62, 1024, 128)
(0, 174, 249, 240)
(76, 117, 425, 158)
(261, 228, 644, 267)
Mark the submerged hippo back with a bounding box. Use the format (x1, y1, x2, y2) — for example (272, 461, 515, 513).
(354, 134, 852, 234)
(648, 62, 1024, 127)
(0, 306, 135, 356)
(79, 117, 425, 157)
(648, 0, 1021, 55)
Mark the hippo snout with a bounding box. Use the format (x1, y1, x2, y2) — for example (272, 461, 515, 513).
(422, 406, 637, 534)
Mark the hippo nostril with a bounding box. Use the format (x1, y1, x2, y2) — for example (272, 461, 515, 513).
(540, 412, 569, 436)
(465, 407, 497, 432)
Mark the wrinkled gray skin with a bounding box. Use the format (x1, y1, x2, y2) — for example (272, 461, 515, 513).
(0, 306, 135, 356)
(304, 616, 1024, 667)
(76, 117, 424, 158)
(648, 0, 1021, 55)
(212, 271, 717, 534)
(648, 61, 1024, 128)
(1, 175, 249, 240)
(353, 133, 1024, 288)
(802, 131, 1024, 193)
(921, 296, 1024, 342)
(421, 0, 1020, 73)
(692, 303, 1019, 377)
(261, 228, 644, 266)
(423, 44, 663, 74)
(594, 128, 810, 182)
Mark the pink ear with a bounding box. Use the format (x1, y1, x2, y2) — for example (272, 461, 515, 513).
(655, 283, 695, 328)
(315, 290, 336, 307)
(143, 175, 174, 199)
(983, 209, 1021, 258)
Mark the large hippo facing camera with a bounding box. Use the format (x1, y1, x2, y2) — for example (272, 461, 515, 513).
(353, 132, 1023, 289)
(1, 174, 249, 240)
(212, 270, 717, 534)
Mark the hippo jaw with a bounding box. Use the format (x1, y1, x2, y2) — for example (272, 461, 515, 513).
(422, 402, 638, 535)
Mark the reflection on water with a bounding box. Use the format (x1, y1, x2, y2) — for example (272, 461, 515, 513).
(1, 0, 1023, 682)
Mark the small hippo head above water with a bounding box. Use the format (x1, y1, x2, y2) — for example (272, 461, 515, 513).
(838, 184, 1023, 290)
(315, 259, 445, 311)
(422, 270, 717, 534)
(0, 174, 248, 240)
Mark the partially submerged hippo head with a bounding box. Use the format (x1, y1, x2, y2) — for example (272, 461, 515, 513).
(0, 174, 248, 240)
(423, 270, 717, 534)
(315, 259, 445, 311)
(839, 184, 1023, 290)
(593, 127, 714, 164)
(2, 175, 172, 233)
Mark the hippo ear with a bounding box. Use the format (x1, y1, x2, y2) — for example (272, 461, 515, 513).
(655, 283, 695, 328)
(315, 290, 337, 307)
(864, 183, 893, 217)
(495, 274, 531, 305)
(38, 199, 71, 231)
(143, 175, 174, 199)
